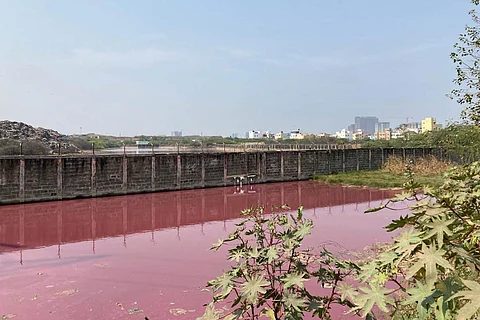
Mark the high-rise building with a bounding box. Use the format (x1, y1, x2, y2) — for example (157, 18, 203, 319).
(172, 131, 183, 137)
(375, 122, 390, 133)
(347, 124, 356, 133)
(354, 116, 379, 136)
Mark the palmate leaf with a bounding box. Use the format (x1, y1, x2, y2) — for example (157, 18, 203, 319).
(282, 292, 307, 311)
(406, 244, 453, 287)
(385, 214, 416, 232)
(352, 283, 394, 317)
(401, 281, 436, 320)
(282, 272, 308, 289)
(377, 251, 398, 267)
(240, 274, 269, 304)
(451, 280, 480, 320)
(197, 303, 221, 320)
(357, 261, 379, 282)
(208, 272, 234, 297)
(265, 246, 279, 263)
(392, 227, 424, 260)
(423, 218, 454, 248)
(337, 282, 358, 302)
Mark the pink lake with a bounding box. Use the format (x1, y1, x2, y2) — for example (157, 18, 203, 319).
(0, 181, 404, 319)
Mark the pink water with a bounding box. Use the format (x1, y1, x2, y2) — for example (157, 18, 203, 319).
(0, 181, 404, 319)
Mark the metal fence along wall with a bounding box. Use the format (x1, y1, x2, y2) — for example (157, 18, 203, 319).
(0, 148, 451, 205)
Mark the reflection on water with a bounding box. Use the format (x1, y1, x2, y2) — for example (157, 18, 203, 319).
(0, 181, 393, 260)
(0, 181, 401, 319)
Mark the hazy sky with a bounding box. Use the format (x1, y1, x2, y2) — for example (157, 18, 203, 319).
(0, 0, 473, 136)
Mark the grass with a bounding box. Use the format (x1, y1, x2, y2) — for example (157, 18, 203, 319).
(314, 170, 444, 189)
(314, 156, 450, 189)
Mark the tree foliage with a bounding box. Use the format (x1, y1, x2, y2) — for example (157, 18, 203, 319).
(450, 0, 480, 125)
(344, 162, 480, 319)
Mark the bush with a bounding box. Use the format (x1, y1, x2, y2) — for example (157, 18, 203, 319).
(0, 139, 50, 155)
(199, 206, 357, 320)
(384, 156, 451, 175)
(202, 162, 480, 319)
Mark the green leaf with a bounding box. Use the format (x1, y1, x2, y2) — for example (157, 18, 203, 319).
(210, 239, 224, 251)
(423, 218, 454, 248)
(352, 283, 394, 317)
(406, 243, 453, 287)
(297, 206, 303, 220)
(240, 274, 269, 304)
(392, 227, 424, 260)
(357, 261, 379, 282)
(282, 272, 308, 289)
(265, 246, 279, 263)
(282, 292, 306, 311)
(401, 281, 436, 320)
(197, 303, 221, 320)
(364, 204, 386, 214)
(451, 280, 480, 320)
(377, 251, 398, 267)
(208, 272, 234, 297)
(337, 282, 358, 302)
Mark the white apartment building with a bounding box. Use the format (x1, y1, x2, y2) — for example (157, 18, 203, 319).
(246, 130, 261, 139)
(334, 129, 352, 141)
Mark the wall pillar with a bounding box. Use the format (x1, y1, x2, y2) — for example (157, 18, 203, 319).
(368, 149, 372, 170)
(261, 152, 266, 181)
(297, 152, 302, 179)
(177, 155, 182, 189)
(356, 149, 360, 171)
(223, 153, 228, 186)
(57, 158, 63, 200)
(151, 155, 156, 191)
(342, 149, 346, 173)
(91, 157, 97, 196)
(201, 154, 205, 187)
(19, 159, 25, 202)
(280, 151, 284, 178)
(122, 156, 128, 193)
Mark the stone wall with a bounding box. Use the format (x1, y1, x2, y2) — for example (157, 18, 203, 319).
(0, 148, 439, 205)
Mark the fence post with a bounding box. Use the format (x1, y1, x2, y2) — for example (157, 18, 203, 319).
(402, 148, 406, 161)
(342, 149, 346, 173)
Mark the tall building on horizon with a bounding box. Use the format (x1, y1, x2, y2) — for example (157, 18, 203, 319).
(375, 121, 390, 133)
(354, 116, 378, 136)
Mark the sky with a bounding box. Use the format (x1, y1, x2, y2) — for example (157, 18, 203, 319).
(0, 0, 474, 136)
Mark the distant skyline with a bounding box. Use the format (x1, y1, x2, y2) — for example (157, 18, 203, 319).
(0, 1, 473, 136)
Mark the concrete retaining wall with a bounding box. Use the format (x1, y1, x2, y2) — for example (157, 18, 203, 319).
(0, 148, 439, 205)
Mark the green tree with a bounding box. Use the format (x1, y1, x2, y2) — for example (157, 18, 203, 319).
(450, 0, 480, 125)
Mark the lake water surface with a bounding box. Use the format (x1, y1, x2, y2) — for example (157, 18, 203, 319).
(0, 181, 404, 319)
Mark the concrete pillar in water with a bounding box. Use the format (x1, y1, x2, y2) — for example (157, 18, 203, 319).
(19, 159, 25, 203)
(57, 158, 63, 200)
